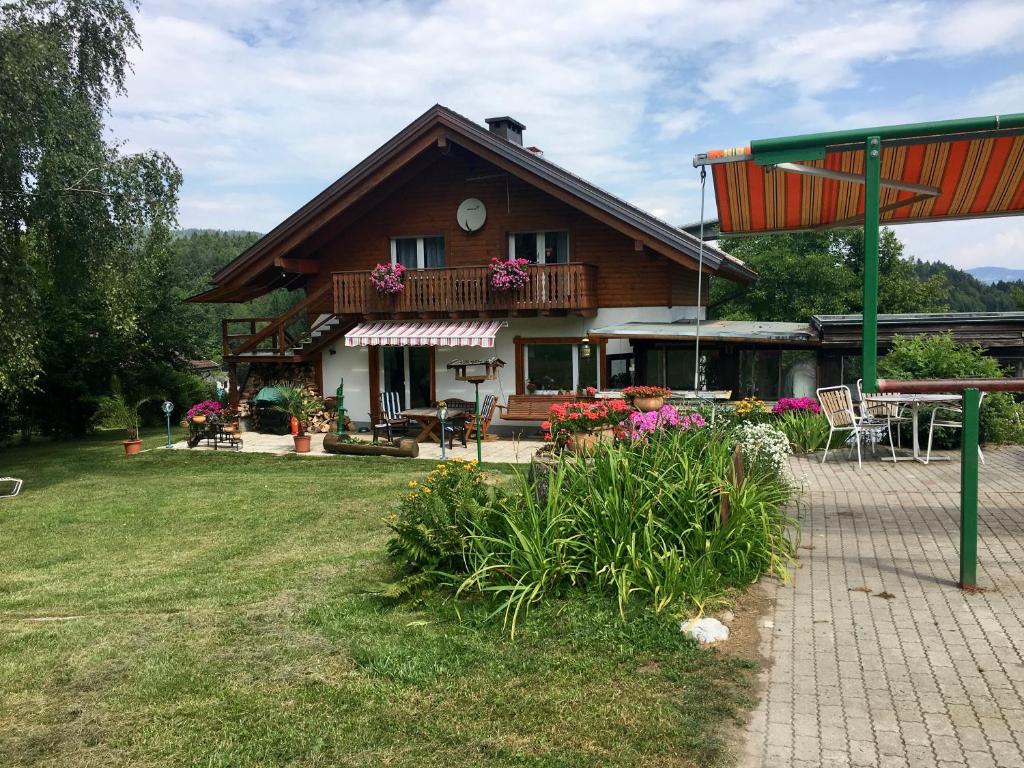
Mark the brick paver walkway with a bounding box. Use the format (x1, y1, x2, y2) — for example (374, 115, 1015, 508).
(743, 446, 1024, 768)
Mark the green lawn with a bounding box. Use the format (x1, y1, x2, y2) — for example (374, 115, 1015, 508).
(0, 430, 757, 767)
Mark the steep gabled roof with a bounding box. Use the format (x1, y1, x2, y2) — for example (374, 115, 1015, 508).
(199, 105, 755, 299)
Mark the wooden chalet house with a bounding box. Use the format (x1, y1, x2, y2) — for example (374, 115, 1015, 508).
(190, 105, 756, 426)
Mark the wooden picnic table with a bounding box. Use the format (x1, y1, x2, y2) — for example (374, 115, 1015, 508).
(399, 407, 468, 443)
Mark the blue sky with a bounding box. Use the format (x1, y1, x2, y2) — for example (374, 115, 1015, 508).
(111, 0, 1024, 270)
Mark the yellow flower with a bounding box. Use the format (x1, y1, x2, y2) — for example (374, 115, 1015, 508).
(422, 487, 431, 494)
(408, 480, 418, 488)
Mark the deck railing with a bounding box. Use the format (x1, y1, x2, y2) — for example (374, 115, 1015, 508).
(333, 263, 597, 316)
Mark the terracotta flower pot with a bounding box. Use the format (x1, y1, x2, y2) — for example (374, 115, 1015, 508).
(123, 439, 142, 456)
(569, 429, 613, 453)
(191, 415, 207, 425)
(633, 396, 664, 412)
(293, 434, 311, 453)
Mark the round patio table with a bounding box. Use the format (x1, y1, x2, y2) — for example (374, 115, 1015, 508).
(864, 393, 960, 463)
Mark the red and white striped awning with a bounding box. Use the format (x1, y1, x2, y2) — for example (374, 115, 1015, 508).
(344, 320, 505, 347)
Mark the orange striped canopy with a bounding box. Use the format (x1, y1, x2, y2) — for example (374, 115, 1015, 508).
(704, 132, 1024, 235)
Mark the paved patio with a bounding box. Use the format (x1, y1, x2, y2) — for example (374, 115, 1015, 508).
(743, 446, 1024, 768)
(169, 430, 544, 463)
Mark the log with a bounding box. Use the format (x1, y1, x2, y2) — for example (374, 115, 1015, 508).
(322, 434, 419, 458)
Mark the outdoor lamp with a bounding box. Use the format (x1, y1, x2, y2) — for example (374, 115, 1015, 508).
(580, 336, 592, 358)
(437, 401, 448, 460)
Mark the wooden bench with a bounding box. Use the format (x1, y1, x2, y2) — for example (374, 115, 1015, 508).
(499, 394, 596, 421)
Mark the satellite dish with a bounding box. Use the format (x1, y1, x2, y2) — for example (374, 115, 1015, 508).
(457, 198, 486, 232)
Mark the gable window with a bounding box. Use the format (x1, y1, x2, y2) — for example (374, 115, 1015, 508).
(391, 236, 445, 270)
(508, 231, 569, 264)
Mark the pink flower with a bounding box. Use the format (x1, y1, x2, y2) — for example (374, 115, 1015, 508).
(369, 263, 407, 294)
(772, 397, 821, 415)
(488, 256, 530, 292)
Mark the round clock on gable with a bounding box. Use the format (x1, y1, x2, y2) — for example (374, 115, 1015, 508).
(456, 198, 487, 232)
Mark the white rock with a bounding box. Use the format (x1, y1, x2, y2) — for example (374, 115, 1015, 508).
(680, 617, 730, 644)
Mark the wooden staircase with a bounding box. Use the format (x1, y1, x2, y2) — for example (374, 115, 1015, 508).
(222, 284, 351, 363)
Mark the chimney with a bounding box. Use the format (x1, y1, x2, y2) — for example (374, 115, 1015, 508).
(485, 115, 525, 146)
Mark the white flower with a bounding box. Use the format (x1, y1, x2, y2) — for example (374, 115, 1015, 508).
(736, 422, 791, 477)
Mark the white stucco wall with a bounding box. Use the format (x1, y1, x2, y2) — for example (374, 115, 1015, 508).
(320, 306, 698, 429)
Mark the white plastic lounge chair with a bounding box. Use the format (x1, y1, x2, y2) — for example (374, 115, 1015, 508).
(1, 477, 23, 498)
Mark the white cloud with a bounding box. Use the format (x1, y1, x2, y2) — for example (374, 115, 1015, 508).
(109, 0, 1024, 273)
(651, 109, 705, 140)
(929, 0, 1024, 55)
(897, 218, 1024, 270)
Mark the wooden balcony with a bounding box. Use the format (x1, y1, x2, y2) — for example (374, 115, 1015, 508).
(332, 263, 598, 318)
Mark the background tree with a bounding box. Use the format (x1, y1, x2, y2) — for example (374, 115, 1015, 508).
(1, 0, 193, 435)
(712, 229, 950, 321)
(168, 230, 299, 360)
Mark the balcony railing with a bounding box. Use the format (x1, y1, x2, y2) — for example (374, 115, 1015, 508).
(333, 262, 597, 317)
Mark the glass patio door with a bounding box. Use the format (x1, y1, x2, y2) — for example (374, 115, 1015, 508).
(381, 347, 432, 409)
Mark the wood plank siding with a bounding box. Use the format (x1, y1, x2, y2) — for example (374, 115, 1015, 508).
(300, 146, 703, 317)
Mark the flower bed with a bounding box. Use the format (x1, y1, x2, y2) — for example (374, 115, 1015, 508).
(383, 419, 796, 634)
(542, 399, 631, 447)
(369, 262, 406, 294)
(488, 256, 530, 292)
(624, 404, 705, 441)
(772, 396, 820, 415)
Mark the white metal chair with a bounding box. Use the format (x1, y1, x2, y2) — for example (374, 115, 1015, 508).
(926, 393, 986, 465)
(1, 477, 23, 498)
(857, 378, 910, 461)
(817, 385, 892, 468)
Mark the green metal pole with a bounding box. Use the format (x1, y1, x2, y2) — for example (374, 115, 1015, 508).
(862, 136, 881, 393)
(475, 382, 482, 464)
(335, 378, 345, 436)
(959, 387, 981, 588)
(749, 113, 1024, 155)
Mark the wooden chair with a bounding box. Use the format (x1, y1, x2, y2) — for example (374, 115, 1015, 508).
(467, 394, 499, 441)
(818, 385, 891, 468)
(371, 391, 409, 444)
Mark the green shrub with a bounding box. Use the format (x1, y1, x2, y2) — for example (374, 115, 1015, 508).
(383, 459, 496, 598)
(879, 333, 1022, 445)
(452, 427, 796, 634)
(777, 411, 831, 453)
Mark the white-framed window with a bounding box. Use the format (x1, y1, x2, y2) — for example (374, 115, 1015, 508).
(523, 342, 596, 394)
(508, 230, 569, 264)
(390, 236, 445, 270)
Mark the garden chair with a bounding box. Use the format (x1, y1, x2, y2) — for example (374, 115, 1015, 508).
(371, 391, 410, 444)
(0, 477, 23, 498)
(817, 385, 892, 468)
(467, 394, 499, 442)
(857, 378, 910, 459)
(925, 392, 985, 465)
(443, 412, 470, 449)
